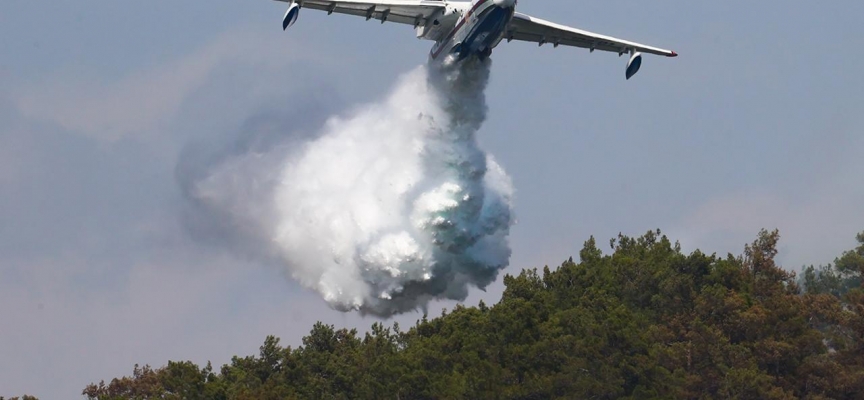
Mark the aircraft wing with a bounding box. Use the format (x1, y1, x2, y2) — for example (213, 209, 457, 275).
(507, 12, 677, 57)
(274, 0, 446, 27)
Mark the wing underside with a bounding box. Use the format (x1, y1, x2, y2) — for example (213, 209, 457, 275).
(274, 0, 445, 26)
(507, 12, 676, 57)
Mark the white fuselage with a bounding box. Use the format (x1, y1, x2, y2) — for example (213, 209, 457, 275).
(420, 0, 517, 62)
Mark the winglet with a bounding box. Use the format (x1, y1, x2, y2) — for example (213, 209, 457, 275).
(667, 51, 678, 58)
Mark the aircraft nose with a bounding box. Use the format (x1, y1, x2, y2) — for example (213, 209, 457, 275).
(492, 0, 516, 8)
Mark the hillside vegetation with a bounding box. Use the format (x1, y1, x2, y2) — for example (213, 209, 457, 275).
(23, 229, 864, 399)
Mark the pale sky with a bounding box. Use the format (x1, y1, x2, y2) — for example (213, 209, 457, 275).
(1, 0, 862, 398)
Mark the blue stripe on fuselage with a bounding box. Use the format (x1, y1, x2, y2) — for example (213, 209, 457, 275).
(461, 6, 513, 56)
(430, 3, 513, 60)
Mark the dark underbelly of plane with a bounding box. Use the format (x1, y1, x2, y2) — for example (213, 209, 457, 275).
(462, 6, 514, 55)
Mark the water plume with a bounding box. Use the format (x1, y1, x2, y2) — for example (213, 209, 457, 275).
(184, 59, 513, 316)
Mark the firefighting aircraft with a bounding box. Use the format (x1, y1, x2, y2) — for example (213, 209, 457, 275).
(275, 0, 676, 79)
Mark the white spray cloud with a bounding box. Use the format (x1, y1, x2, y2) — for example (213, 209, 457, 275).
(188, 59, 513, 316)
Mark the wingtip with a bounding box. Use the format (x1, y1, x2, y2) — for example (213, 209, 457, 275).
(667, 51, 678, 58)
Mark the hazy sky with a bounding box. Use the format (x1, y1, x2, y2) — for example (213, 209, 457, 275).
(1, 0, 862, 397)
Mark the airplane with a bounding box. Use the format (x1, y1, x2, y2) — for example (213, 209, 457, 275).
(275, 0, 677, 79)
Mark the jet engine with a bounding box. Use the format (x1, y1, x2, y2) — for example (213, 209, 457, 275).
(283, 3, 300, 30)
(625, 50, 643, 80)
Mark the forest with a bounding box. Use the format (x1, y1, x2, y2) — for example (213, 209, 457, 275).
(6, 229, 864, 399)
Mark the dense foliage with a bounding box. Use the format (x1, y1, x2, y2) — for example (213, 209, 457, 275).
(24, 229, 864, 399)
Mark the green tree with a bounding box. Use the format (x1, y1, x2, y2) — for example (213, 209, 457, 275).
(82, 229, 864, 400)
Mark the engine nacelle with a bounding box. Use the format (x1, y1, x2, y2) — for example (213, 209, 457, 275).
(282, 3, 300, 30)
(625, 51, 643, 80)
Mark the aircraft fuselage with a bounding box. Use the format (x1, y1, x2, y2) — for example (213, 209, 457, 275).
(426, 0, 516, 62)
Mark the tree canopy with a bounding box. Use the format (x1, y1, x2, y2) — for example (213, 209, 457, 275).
(14, 229, 864, 400)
